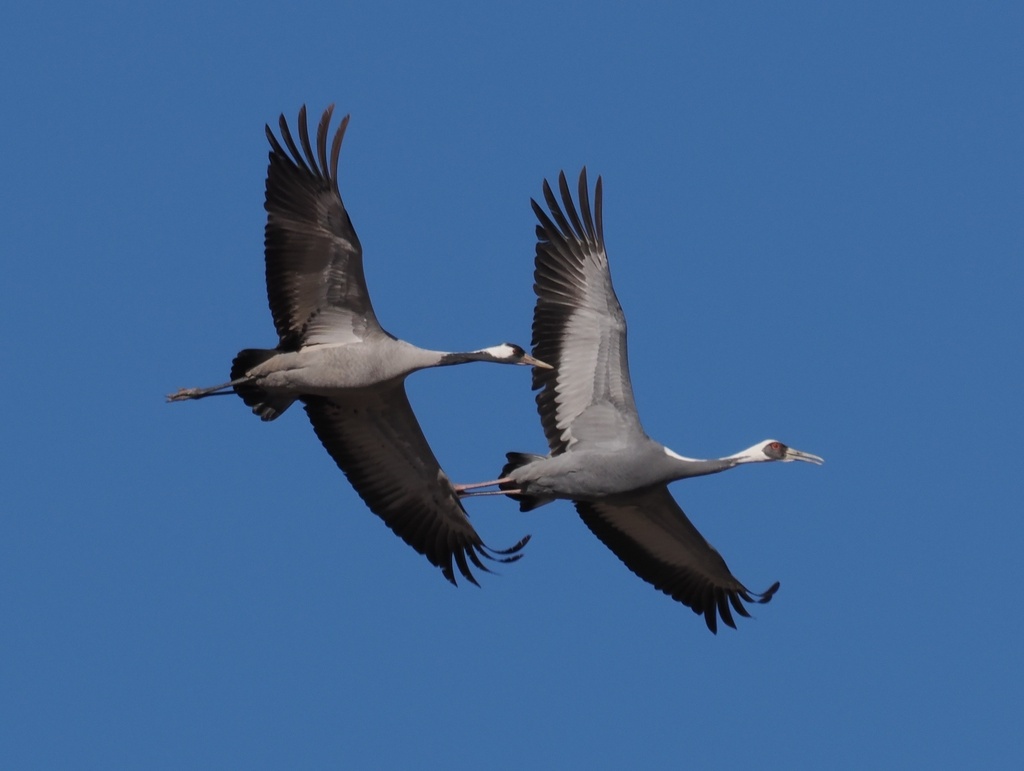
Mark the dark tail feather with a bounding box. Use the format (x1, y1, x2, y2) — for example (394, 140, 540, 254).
(500, 452, 554, 512)
(230, 349, 295, 421)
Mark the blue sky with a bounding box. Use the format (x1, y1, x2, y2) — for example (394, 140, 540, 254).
(3, 1, 1021, 768)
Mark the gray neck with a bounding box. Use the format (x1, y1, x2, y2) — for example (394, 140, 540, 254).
(437, 350, 501, 367)
(658, 452, 739, 481)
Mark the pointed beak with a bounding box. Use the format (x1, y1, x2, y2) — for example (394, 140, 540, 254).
(785, 446, 824, 465)
(522, 354, 554, 369)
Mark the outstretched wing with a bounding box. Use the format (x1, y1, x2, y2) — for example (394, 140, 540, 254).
(531, 169, 644, 454)
(302, 386, 528, 585)
(264, 105, 386, 350)
(575, 486, 779, 633)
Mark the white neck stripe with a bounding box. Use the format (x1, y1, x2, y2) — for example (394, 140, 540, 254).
(663, 447, 702, 462)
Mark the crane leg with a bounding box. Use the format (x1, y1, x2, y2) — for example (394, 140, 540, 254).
(453, 476, 514, 493)
(166, 378, 248, 402)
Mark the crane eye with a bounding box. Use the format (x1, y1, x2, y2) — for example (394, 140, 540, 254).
(769, 442, 782, 450)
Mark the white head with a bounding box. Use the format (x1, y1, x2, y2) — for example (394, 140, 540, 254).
(728, 439, 824, 466)
(474, 343, 553, 368)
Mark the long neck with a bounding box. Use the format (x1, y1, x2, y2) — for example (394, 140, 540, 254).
(437, 344, 517, 367)
(660, 447, 740, 481)
(437, 350, 495, 367)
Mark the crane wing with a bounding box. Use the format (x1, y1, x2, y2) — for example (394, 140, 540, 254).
(531, 169, 644, 454)
(302, 385, 528, 585)
(263, 106, 386, 350)
(575, 485, 779, 633)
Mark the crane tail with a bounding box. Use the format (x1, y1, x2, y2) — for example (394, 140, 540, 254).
(500, 452, 555, 512)
(230, 349, 296, 421)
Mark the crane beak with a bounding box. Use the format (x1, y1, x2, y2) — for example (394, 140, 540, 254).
(522, 354, 554, 369)
(785, 446, 824, 465)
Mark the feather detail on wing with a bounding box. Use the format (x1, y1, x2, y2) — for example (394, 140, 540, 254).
(575, 486, 779, 633)
(264, 106, 385, 349)
(531, 169, 644, 453)
(302, 386, 528, 585)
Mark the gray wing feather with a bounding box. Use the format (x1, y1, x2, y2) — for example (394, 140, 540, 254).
(575, 486, 779, 633)
(264, 106, 385, 349)
(531, 169, 644, 453)
(302, 385, 526, 585)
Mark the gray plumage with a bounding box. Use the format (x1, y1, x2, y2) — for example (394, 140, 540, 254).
(461, 170, 823, 632)
(168, 105, 550, 585)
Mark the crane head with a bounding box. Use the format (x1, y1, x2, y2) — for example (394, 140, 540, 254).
(731, 439, 824, 465)
(475, 343, 553, 368)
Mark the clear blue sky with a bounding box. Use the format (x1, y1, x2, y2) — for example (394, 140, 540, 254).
(3, 1, 1021, 768)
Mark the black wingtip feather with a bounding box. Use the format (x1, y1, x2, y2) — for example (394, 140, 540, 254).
(314, 105, 334, 176)
(759, 581, 781, 604)
(444, 537, 532, 588)
(557, 171, 586, 241)
(297, 105, 316, 173)
(453, 549, 480, 587)
(276, 111, 308, 174)
(329, 114, 348, 195)
(485, 533, 531, 558)
(466, 548, 492, 576)
(717, 591, 737, 630)
(703, 600, 719, 634)
(729, 592, 753, 619)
